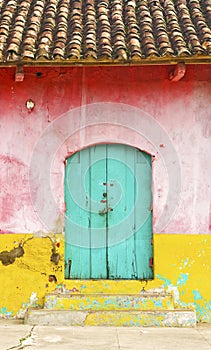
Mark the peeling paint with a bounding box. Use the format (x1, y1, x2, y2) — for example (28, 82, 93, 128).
(0, 307, 13, 317)
(0, 234, 211, 323)
(17, 292, 39, 318)
(0, 66, 210, 325)
(156, 275, 171, 287)
(0, 236, 34, 266)
(46, 236, 61, 265)
(193, 290, 203, 301)
(0, 243, 24, 265)
(177, 273, 189, 286)
(44, 293, 174, 311)
(0, 66, 210, 235)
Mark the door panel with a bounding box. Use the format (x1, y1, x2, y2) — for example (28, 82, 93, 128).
(134, 150, 153, 279)
(89, 145, 107, 278)
(65, 148, 91, 279)
(107, 144, 137, 279)
(65, 144, 153, 280)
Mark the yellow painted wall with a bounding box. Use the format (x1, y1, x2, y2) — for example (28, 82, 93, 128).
(0, 233, 210, 322)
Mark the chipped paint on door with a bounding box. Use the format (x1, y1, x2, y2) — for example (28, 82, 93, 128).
(65, 144, 153, 280)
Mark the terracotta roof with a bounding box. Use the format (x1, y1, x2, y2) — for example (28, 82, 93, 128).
(0, 0, 210, 64)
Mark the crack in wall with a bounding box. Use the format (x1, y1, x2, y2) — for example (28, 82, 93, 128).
(6, 326, 35, 350)
(16, 262, 48, 276)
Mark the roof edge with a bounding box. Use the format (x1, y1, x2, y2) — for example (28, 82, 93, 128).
(0, 56, 211, 68)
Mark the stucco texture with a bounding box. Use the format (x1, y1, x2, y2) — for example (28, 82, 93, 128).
(0, 65, 210, 235)
(0, 234, 210, 322)
(0, 65, 210, 322)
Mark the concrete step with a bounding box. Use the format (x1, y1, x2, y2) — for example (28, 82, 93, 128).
(44, 292, 175, 311)
(25, 309, 196, 327)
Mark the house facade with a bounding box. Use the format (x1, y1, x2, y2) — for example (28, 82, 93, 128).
(0, 0, 211, 323)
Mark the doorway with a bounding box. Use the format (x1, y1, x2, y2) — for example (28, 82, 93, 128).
(65, 144, 153, 279)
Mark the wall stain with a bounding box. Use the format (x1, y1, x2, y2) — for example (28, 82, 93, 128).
(0, 235, 61, 266)
(0, 244, 24, 265)
(46, 236, 61, 265)
(0, 236, 33, 266)
(0, 234, 210, 322)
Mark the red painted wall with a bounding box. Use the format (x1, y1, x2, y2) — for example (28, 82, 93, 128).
(0, 65, 210, 235)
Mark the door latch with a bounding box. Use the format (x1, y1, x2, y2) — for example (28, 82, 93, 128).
(99, 207, 113, 215)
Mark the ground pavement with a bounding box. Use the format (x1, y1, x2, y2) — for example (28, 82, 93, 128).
(0, 320, 211, 350)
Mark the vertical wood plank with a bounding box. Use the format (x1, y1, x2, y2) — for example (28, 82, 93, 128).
(107, 144, 137, 279)
(65, 148, 91, 279)
(89, 145, 107, 278)
(134, 150, 153, 279)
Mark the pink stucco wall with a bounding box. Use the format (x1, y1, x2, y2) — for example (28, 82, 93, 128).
(0, 65, 210, 235)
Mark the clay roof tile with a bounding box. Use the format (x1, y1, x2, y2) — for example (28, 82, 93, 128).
(0, 0, 209, 63)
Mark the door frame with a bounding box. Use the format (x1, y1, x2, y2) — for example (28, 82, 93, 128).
(64, 142, 154, 280)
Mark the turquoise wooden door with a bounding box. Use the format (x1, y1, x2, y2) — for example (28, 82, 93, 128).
(65, 144, 153, 280)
